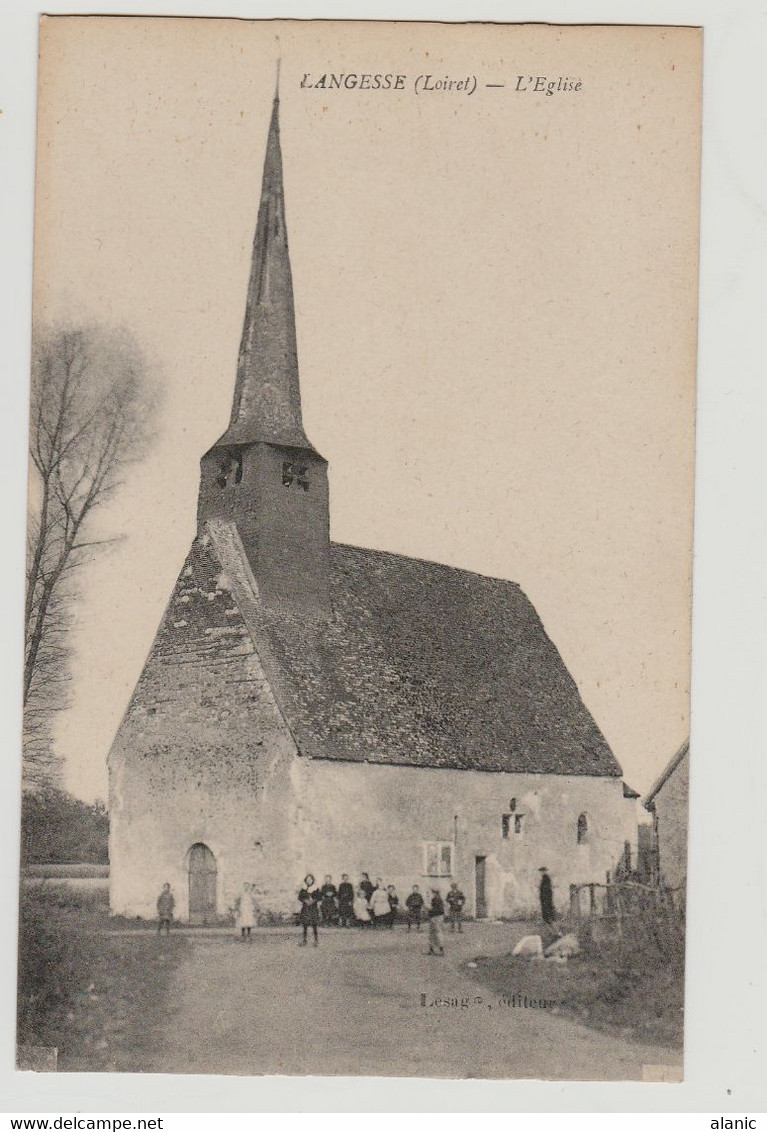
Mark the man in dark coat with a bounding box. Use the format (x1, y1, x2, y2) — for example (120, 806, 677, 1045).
(359, 873, 375, 902)
(539, 867, 555, 924)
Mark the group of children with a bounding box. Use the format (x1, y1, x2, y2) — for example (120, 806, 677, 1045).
(296, 873, 467, 953)
(154, 873, 468, 958)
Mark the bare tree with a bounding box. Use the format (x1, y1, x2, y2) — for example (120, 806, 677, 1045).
(24, 324, 157, 788)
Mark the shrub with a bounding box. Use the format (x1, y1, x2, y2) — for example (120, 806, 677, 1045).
(21, 789, 109, 865)
(24, 863, 109, 879)
(17, 888, 79, 1045)
(17, 884, 111, 1045)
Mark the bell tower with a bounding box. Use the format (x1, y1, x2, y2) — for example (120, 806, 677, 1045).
(198, 87, 331, 617)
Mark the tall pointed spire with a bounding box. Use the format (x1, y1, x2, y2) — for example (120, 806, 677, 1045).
(219, 81, 312, 449)
(198, 76, 331, 617)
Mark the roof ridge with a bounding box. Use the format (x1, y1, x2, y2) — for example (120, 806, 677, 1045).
(330, 540, 524, 590)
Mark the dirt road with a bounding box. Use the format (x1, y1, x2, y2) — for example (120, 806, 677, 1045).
(121, 922, 682, 1079)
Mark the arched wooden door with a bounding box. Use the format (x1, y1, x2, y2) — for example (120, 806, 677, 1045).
(188, 843, 217, 924)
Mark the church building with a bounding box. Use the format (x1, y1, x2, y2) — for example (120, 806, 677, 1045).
(108, 92, 638, 923)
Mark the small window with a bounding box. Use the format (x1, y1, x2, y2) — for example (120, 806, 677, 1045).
(216, 450, 243, 488)
(501, 814, 511, 839)
(514, 814, 524, 836)
(423, 841, 453, 877)
(577, 813, 589, 845)
(509, 798, 517, 812)
(216, 457, 230, 489)
(282, 461, 310, 491)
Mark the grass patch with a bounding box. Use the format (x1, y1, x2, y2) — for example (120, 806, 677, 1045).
(18, 884, 188, 1071)
(468, 932, 684, 1049)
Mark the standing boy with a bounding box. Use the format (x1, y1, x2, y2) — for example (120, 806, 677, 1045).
(320, 875, 338, 926)
(446, 881, 466, 933)
(157, 882, 174, 935)
(405, 885, 424, 931)
(427, 888, 445, 955)
(337, 874, 354, 927)
(386, 884, 399, 928)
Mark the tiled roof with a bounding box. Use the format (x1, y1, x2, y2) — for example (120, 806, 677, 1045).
(201, 521, 622, 777)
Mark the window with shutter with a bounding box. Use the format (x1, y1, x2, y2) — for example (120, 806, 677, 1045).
(423, 842, 453, 877)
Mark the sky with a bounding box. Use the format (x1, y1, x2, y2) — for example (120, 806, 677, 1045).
(30, 18, 701, 803)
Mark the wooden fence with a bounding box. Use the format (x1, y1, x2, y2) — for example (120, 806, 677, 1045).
(569, 879, 685, 966)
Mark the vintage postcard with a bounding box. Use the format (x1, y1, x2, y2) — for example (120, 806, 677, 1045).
(18, 17, 701, 1079)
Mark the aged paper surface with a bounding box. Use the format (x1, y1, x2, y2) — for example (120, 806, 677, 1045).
(20, 17, 701, 1079)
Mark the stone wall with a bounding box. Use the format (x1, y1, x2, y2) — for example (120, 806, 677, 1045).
(108, 538, 300, 921)
(197, 441, 331, 616)
(109, 530, 637, 923)
(291, 759, 637, 920)
(653, 747, 689, 890)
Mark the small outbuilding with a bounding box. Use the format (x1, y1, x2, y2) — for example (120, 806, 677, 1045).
(643, 740, 690, 890)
